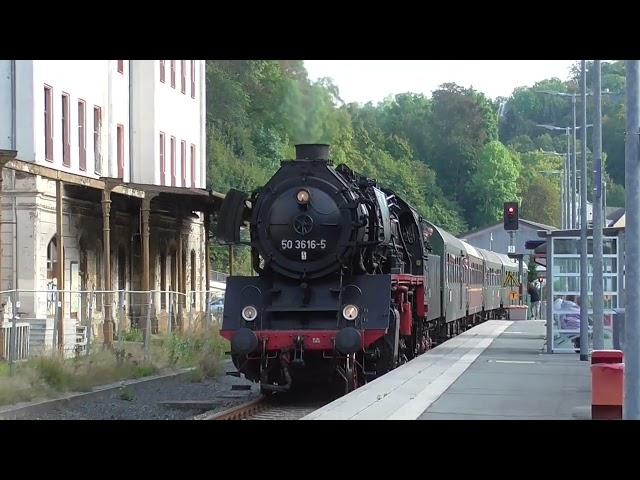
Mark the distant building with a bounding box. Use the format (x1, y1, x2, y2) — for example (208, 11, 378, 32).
(460, 219, 558, 268)
(606, 207, 625, 227)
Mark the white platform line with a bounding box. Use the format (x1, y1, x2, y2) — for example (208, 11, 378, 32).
(304, 326, 495, 420)
(490, 360, 537, 364)
(304, 320, 512, 420)
(386, 321, 511, 420)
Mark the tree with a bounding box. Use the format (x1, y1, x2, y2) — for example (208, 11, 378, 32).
(428, 83, 498, 213)
(527, 256, 539, 283)
(520, 175, 561, 227)
(467, 141, 521, 227)
(507, 134, 535, 153)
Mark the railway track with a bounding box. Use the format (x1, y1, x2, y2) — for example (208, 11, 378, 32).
(196, 323, 481, 421)
(195, 394, 329, 420)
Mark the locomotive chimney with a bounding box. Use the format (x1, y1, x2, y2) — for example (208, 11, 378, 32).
(295, 144, 330, 161)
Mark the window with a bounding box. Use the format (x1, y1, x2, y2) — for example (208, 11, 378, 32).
(160, 60, 165, 83)
(181, 140, 186, 186)
(95, 243, 103, 311)
(190, 61, 196, 98)
(44, 85, 53, 162)
(47, 236, 57, 279)
(117, 60, 124, 73)
(78, 100, 86, 171)
(160, 251, 167, 309)
(117, 124, 124, 179)
(170, 136, 176, 186)
(94, 106, 102, 174)
(170, 60, 176, 88)
(181, 60, 186, 94)
(190, 144, 196, 187)
(159, 132, 166, 185)
(62, 93, 70, 166)
(191, 250, 197, 307)
(117, 245, 126, 290)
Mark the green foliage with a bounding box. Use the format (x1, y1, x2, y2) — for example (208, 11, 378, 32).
(119, 388, 135, 401)
(521, 175, 561, 227)
(606, 181, 626, 208)
(123, 328, 144, 343)
(205, 60, 626, 248)
(33, 356, 68, 391)
(0, 325, 229, 407)
(527, 257, 538, 283)
(467, 141, 521, 226)
(427, 83, 498, 204)
(498, 60, 626, 213)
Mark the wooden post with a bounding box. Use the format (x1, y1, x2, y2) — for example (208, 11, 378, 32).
(204, 213, 211, 324)
(177, 219, 184, 331)
(56, 180, 65, 353)
(0, 160, 4, 327)
(102, 189, 113, 346)
(141, 196, 151, 336)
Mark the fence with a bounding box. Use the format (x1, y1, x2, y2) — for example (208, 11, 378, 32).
(0, 287, 226, 373)
(0, 322, 30, 361)
(210, 270, 229, 283)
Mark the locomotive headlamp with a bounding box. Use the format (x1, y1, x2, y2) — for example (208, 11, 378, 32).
(242, 305, 258, 322)
(296, 189, 310, 205)
(342, 304, 359, 321)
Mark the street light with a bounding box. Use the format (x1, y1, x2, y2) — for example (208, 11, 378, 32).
(535, 84, 620, 227)
(536, 123, 593, 228)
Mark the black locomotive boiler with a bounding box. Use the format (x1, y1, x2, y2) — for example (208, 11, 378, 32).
(218, 144, 518, 394)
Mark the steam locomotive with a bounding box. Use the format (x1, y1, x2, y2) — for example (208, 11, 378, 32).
(218, 144, 519, 394)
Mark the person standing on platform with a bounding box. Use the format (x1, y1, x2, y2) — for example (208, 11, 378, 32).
(528, 281, 541, 319)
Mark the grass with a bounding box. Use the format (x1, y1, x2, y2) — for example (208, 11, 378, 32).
(119, 388, 135, 401)
(0, 324, 230, 407)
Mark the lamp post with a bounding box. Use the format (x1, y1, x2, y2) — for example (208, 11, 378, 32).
(624, 60, 640, 419)
(537, 124, 592, 229)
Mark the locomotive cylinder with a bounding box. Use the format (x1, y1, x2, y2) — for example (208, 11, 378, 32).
(400, 302, 413, 336)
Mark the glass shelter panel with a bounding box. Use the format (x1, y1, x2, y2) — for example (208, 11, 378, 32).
(550, 236, 619, 353)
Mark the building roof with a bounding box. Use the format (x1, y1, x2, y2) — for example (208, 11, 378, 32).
(606, 207, 625, 227)
(462, 218, 558, 239)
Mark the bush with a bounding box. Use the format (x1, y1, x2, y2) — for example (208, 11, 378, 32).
(0, 324, 229, 407)
(123, 328, 144, 343)
(32, 356, 69, 391)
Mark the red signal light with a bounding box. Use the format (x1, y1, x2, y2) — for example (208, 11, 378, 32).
(508, 207, 514, 215)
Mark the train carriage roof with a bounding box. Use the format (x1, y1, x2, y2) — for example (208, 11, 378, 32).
(423, 221, 466, 254)
(476, 247, 502, 268)
(460, 240, 482, 260)
(496, 252, 519, 270)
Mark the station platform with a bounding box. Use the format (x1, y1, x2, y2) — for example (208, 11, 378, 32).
(303, 319, 591, 420)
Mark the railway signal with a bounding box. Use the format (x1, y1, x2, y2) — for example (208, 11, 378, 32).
(503, 202, 519, 231)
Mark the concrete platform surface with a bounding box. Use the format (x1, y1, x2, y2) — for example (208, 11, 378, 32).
(304, 320, 591, 420)
(419, 320, 591, 420)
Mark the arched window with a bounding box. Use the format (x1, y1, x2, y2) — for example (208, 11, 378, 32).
(47, 236, 57, 280)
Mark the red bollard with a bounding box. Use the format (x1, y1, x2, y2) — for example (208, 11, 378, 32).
(591, 350, 624, 420)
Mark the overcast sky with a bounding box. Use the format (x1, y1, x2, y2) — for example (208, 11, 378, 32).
(304, 60, 578, 104)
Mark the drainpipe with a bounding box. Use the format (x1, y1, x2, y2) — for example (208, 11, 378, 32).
(12, 171, 17, 292)
(11, 60, 16, 151)
(108, 62, 113, 178)
(11, 62, 17, 292)
(128, 60, 133, 183)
